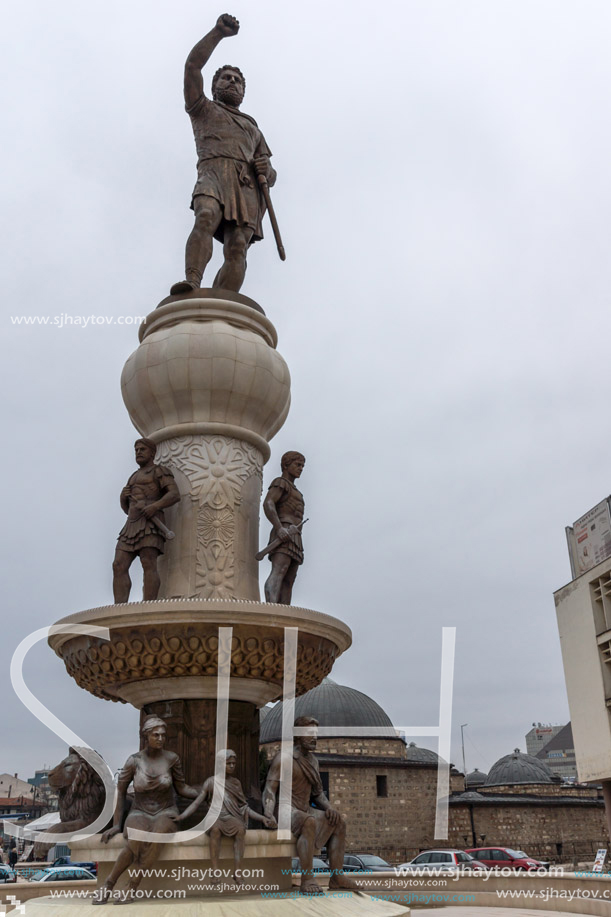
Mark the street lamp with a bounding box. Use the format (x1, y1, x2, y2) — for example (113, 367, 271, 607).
(460, 724, 468, 777)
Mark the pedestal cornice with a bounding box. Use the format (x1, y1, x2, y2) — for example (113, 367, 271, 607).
(48, 600, 352, 708)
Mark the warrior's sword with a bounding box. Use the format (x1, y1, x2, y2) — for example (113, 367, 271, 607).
(134, 503, 175, 540)
(257, 173, 286, 261)
(256, 518, 308, 561)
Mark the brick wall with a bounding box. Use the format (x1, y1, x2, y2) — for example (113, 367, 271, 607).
(262, 737, 406, 759)
(448, 799, 608, 861)
(325, 761, 438, 862)
(479, 783, 601, 799)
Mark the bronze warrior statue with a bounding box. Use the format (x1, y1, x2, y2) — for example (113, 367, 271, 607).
(261, 451, 306, 605)
(112, 438, 180, 603)
(175, 749, 276, 884)
(171, 13, 278, 295)
(262, 716, 359, 896)
(94, 716, 199, 905)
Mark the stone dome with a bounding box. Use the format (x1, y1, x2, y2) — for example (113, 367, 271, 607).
(259, 678, 395, 744)
(259, 705, 271, 725)
(485, 748, 553, 786)
(405, 742, 439, 764)
(465, 768, 488, 788)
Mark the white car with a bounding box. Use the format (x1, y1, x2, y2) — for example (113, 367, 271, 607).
(395, 849, 487, 873)
(28, 866, 96, 883)
(0, 865, 17, 884)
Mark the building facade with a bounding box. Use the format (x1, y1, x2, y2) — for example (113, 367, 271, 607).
(525, 724, 564, 757)
(535, 723, 577, 781)
(261, 680, 608, 862)
(554, 557, 611, 785)
(0, 775, 34, 800)
(449, 749, 606, 861)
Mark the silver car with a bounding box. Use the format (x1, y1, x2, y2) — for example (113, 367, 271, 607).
(395, 849, 487, 874)
(28, 866, 96, 882)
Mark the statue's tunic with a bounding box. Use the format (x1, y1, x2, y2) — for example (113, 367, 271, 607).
(202, 775, 249, 837)
(267, 477, 305, 564)
(117, 465, 175, 555)
(271, 747, 334, 848)
(117, 751, 183, 822)
(187, 95, 274, 243)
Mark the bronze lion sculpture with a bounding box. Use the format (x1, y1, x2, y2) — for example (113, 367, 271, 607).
(33, 747, 111, 860)
(47, 747, 107, 834)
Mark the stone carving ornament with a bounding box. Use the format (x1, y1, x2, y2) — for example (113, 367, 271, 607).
(59, 626, 339, 702)
(156, 435, 263, 598)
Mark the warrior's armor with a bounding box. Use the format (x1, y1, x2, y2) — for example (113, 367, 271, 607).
(266, 477, 305, 564)
(117, 465, 176, 554)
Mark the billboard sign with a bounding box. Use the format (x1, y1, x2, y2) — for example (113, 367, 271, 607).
(593, 848, 607, 873)
(566, 498, 611, 579)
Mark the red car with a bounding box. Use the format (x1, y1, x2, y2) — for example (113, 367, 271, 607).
(465, 847, 547, 870)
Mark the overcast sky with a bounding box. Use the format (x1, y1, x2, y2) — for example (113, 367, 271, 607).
(3, 0, 611, 787)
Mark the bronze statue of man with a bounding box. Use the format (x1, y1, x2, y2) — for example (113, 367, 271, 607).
(263, 451, 305, 605)
(262, 716, 359, 897)
(171, 13, 277, 295)
(112, 439, 180, 603)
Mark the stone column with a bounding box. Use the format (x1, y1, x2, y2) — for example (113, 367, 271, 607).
(121, 291, 291, 601)
(116, 290, 290, 783)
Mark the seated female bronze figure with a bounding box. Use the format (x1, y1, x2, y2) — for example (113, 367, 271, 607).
(93, 715, 199, 905)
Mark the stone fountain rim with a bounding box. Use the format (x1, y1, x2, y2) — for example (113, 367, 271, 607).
(48, 599, 353, 656)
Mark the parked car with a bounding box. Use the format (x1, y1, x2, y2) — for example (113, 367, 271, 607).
(342, 854, 393, 872)
(28, 866, 96, 883)
(465, 847, 548, 870)
(396, 849, 487, 873)
(52, 857, 98, 875)
(291, 857, 329, 874)
(0, 865, 17, 884)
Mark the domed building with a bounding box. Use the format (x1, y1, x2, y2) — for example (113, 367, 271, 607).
(261, 680, 609, 862)
(260, 678, 395, 742)
(484, 748, 553, 786)
(260, 678, 462, 861)
(448, 747, 608, 860)
(465, 768, 487, 789)
(405, 742, 441, 765)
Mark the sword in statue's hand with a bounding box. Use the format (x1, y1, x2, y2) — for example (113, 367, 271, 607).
(134, 503, 176, 541)
(256, 518, 308, 561)
(254, 162, 286, 261)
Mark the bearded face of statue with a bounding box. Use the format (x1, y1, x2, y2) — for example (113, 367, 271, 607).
(135, 441, 155, 466)
(213, 69, 245, 107)
(298, 726, 318, 753)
